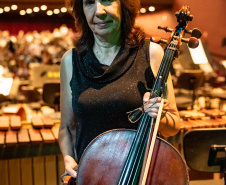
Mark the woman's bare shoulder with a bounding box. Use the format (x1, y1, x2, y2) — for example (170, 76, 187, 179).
(149, 42, 164, 61)
(62, 49, 73, 65)
(61, 49, 73, 80)
(149, 42, 164, 77)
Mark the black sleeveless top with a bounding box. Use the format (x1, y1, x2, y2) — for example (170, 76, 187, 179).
(70, 40, 155, 161)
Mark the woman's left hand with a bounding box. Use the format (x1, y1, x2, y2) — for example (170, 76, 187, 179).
(143, 92, 169, 119)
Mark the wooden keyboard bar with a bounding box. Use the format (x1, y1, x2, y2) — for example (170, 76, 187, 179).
(202, 118, 220, 127)
(179, 110, 205, 120)
(32, 116, 44, 128)
(40, 129, 55, 143)
(213, 118, 226, 127)
(202, 109, 225, 118)
(180, 119, 213, 130)
(189, 120, 210, 128)
(42, 116, 54, 128)
(28, 128, 42, 143)
(180, 120, 193, 131)
(18, 129, 30, 144)
(5, 130, 17, 145)
(51, 126, 59, 140)
(10, 116, 22, 130)
(0, 116, 9, 131)
(192, 119, 214, 128)
(180, 118, 226, 131)
(0, 131, 5, 146)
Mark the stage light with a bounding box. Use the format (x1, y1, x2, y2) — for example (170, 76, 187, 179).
(53, 9, 60, 14)
(33, 7, 40, 12)
(47, 10, 53, 16)
(149, 6, 155, 12)
(140, 8, 146, 14)
(4, 6, 10, 12)
(20, 10, 26, 16)
(41, 5, 47, 11)
(26, 8, 32, 14)
(11, 5, 18, 10)
(61, 7, 67, 13)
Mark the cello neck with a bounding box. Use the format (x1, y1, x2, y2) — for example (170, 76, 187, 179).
(151, 41, 178, 98)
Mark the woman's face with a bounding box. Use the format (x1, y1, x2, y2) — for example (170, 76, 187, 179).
(83, 0, 121, 39)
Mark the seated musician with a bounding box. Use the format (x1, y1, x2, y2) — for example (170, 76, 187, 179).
(58, 0, 180, 180)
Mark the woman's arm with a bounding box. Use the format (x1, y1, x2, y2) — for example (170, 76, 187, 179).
(146, 42, 180, 137)
(58, 49, 78, 177)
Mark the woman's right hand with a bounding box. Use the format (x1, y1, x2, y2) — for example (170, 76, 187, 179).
(64, 155, 78, 178)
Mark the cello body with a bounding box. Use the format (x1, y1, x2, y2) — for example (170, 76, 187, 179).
(76, 129, 189, 185)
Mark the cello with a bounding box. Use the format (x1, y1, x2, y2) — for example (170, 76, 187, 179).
(67, 5, 201, 185)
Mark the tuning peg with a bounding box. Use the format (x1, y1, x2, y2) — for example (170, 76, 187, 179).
(150, 36, 168, 44)
(191, 28, 202, 39)
(182, 37, 199, 48)
(185, 28, 202, 39)
(157, 26, 173, 33)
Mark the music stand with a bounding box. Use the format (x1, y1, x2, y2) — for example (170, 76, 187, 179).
(183, 128, 226, 185)
(176, 70, 204, 109)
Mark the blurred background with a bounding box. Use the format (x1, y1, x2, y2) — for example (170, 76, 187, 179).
(0, 0, 226, 185)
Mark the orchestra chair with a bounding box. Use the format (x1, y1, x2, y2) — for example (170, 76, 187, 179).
(42, 83, 60, 111)
(175, 70, 205, 110)
(183, 128, 226, 185)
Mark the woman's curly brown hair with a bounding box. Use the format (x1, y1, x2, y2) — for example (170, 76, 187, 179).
(69, 0, 146, 54)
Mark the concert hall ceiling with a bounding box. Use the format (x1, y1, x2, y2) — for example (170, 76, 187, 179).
(1, 0, 174, 13)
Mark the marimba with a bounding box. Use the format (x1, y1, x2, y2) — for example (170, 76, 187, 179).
(0, 115, 64, 185)
(171, 109, 226, 156)
(179, 109, 226, 131)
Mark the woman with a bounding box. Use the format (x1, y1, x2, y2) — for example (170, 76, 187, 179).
(59, 0, 180, 179)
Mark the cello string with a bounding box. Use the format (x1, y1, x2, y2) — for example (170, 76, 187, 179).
(127, 114, 152, 184)
(152, 40, 174, 92)
(139, 98, 165, 185)
(158, 40, 177, 91)
(130, 121, 154, 185)
(162, 41, 177, 83)
(117, 113, 151, 185)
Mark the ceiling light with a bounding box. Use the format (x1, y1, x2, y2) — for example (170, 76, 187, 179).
(41, 5, 47, 11)
(61, 7, 67, 13)
(20, 10, 26, 16)
(26, 8, 32, 14)
(140, 8, 146, 14)
(4, 6, 10, 12)
(53, 9, 60, 14)
(33, 7, 40, 12)
(11, 5, 18, 10)
(149, 6, 155, 12)
(47, 10, 53, 16)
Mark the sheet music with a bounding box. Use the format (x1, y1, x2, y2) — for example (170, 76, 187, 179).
(188, 40, 213, 73)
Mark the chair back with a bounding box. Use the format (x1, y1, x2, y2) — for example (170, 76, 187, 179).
(42, 83, 60, 110)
